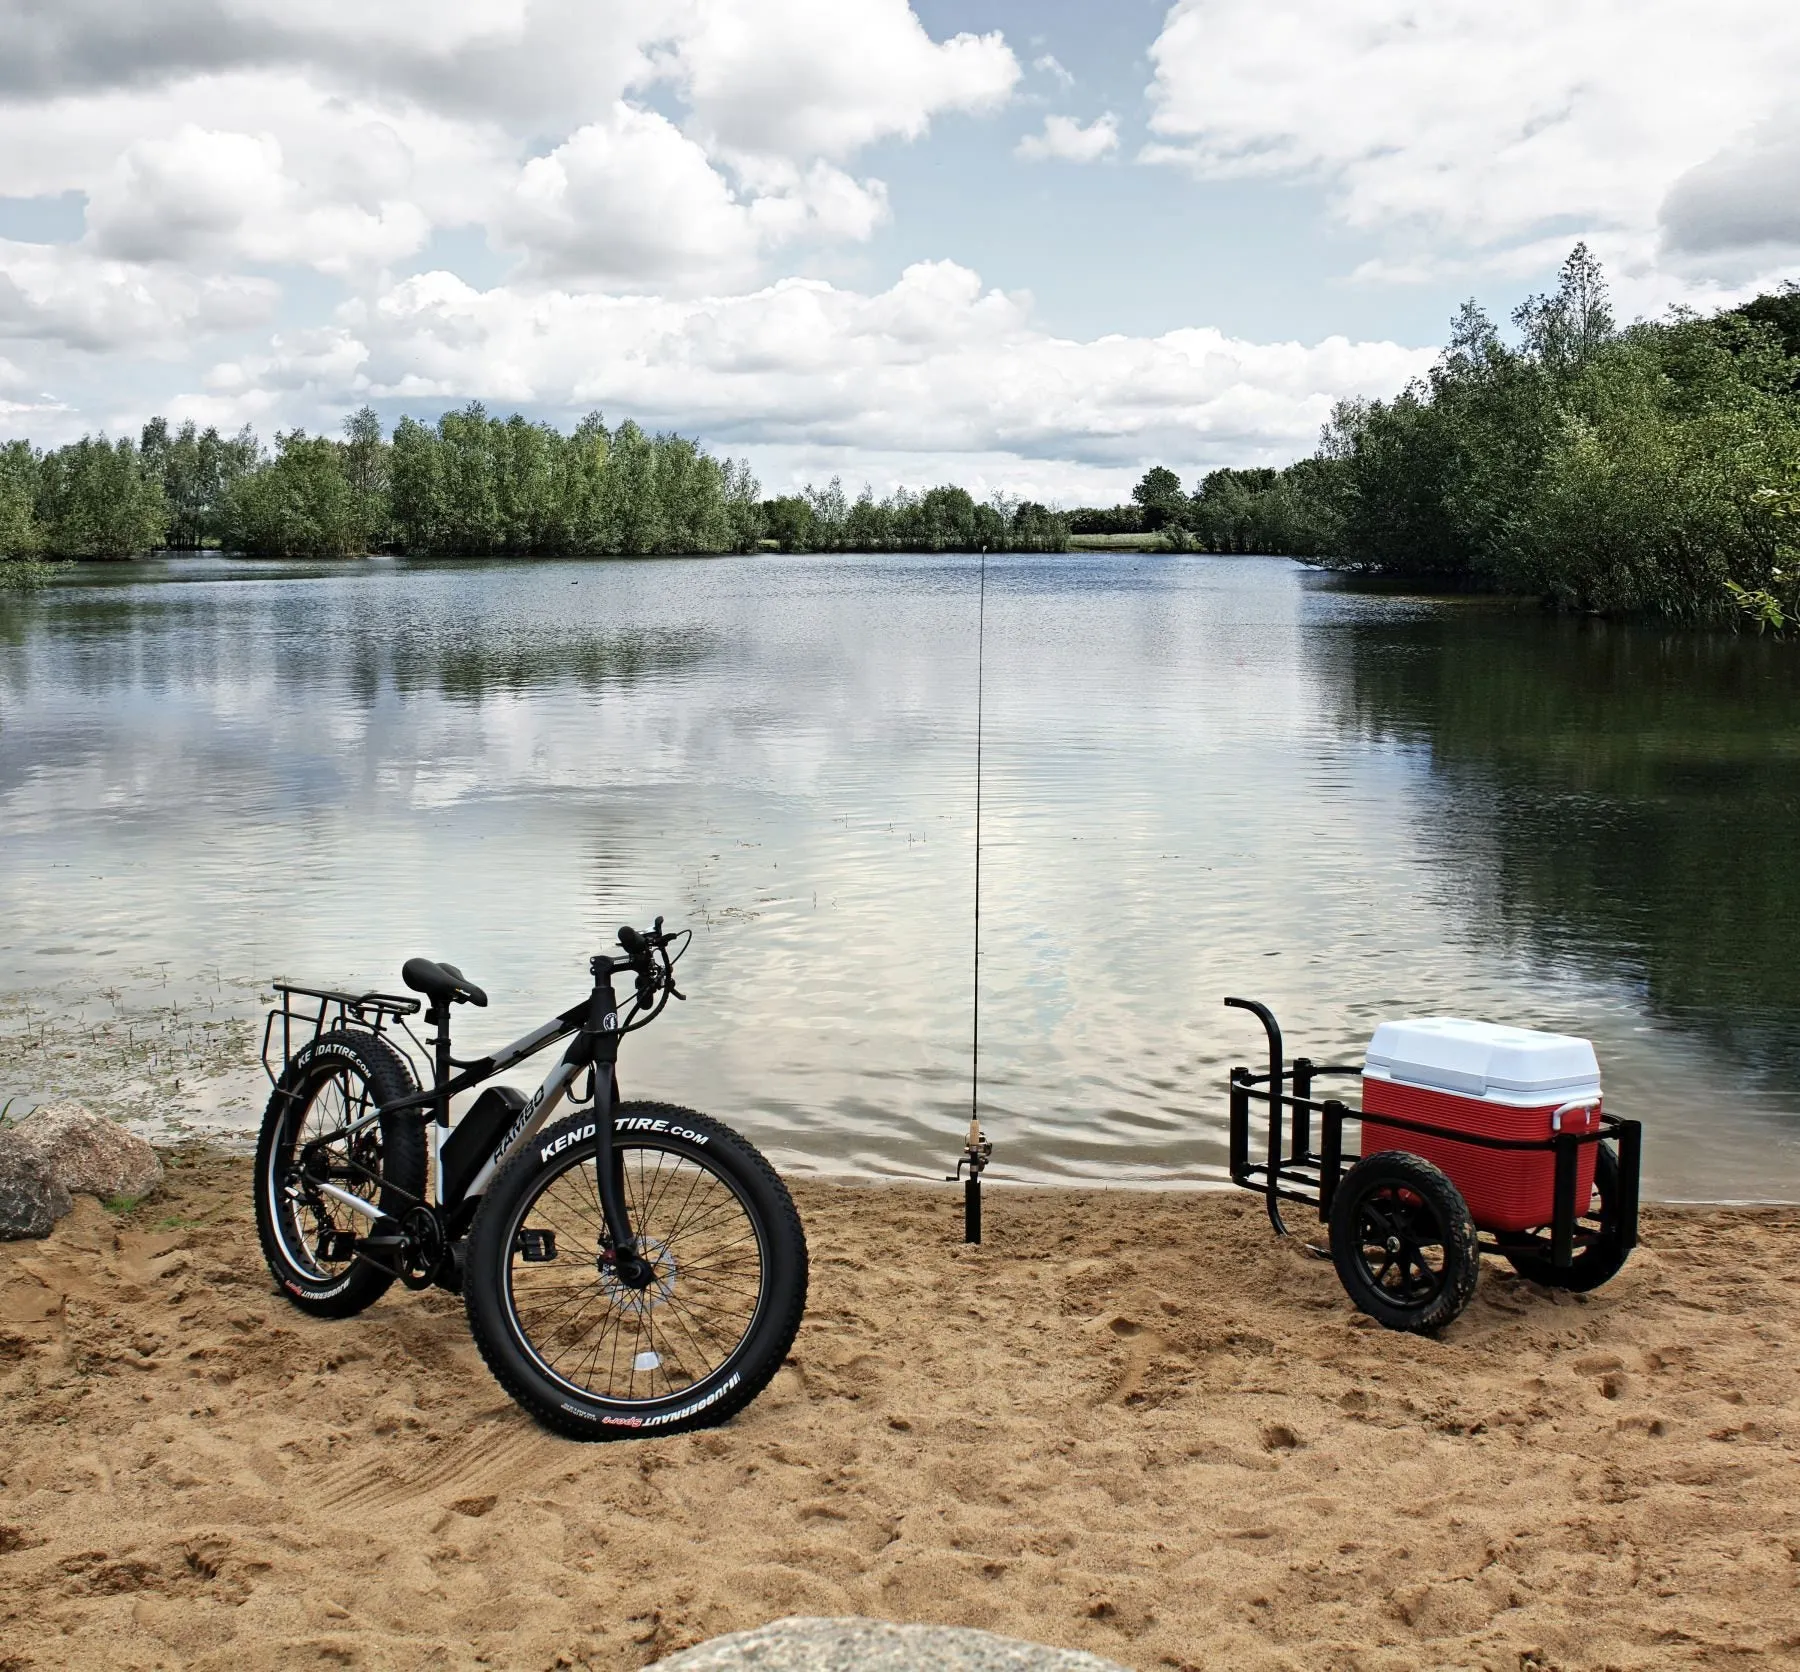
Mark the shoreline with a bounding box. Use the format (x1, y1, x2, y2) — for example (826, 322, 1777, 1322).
(4, 1152, 1797, 1670)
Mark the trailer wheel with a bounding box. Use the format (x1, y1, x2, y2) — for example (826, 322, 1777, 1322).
(1329, 1151, 1479, 1333)
(1503, 1143, 1629, 1293)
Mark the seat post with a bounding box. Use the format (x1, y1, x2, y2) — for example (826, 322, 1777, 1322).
(428, 1001, 452, 1122)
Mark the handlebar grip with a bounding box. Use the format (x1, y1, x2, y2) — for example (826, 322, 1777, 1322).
(617, 925, 646, 956)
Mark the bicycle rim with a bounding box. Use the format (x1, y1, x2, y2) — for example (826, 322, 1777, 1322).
(268, 1066, 383, 1281)
(503, 1141, 769, 1406)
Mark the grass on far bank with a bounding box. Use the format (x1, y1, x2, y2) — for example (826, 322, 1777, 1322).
(1067, 532, 1173, 551)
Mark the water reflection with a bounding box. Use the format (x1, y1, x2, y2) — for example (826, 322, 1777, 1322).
(1317, 608, 1800, 1088)
(2, 572, 713, 704)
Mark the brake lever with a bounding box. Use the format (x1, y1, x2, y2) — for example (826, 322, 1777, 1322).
(657, 934, 685, 1001)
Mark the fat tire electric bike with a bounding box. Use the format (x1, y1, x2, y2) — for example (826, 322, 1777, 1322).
(252, 921, 808, 1439)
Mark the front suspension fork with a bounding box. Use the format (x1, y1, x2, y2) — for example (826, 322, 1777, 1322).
(591, 1067, 639, 1264)
(583, 989, 642, 1271)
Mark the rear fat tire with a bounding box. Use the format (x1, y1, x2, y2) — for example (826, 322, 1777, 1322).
(463, 1102, 808, 1441)
(1329, 1150, 1480, 1333)
(254, 1029, 426, 1319)
(1504, 1143, 1630, 1292)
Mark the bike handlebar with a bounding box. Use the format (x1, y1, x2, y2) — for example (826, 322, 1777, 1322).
(604, 918, 688, 1026)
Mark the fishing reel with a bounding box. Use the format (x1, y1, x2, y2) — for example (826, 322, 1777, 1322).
(948, 1116, 993, 1244)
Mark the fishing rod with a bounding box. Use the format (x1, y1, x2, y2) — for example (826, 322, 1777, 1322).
(950, 544, 993, 1242)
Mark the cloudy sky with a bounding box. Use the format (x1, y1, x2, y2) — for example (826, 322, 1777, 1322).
(2, 0, 1797, 499)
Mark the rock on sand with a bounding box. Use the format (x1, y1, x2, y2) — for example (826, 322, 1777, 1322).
(0, 1102, 162, 1238)
(645, 1617, 1129, 1672)
(0, 1134, 73, 1239)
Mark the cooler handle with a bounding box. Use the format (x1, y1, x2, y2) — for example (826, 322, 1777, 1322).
(1550, 1096, 1601, 1134)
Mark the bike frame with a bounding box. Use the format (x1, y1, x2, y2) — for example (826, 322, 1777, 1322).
(273, 947, 667, 1265)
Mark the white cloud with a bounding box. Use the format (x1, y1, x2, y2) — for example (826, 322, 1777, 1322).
(0, 1, 1016, 311)
(0, 73, 510, 220)
(1017, 113, 1119, 165)
(2, 0, 1014, 161)
(501, 105, 887, 289)
(1032, 54, 1074, 89)
(1, 1, 652, 132)
(660, 0, 1018, 163)
(1145, 0, 1800, 293)
(0, 238, 277, 353)
(188, 260, 1429, 488)
(85, 124, 430, 275)
(0, 0, 1481, 484)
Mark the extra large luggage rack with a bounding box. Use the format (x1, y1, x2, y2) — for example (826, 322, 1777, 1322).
(1226, 995, 1642, 1274)
(261, 981, 422, 1086)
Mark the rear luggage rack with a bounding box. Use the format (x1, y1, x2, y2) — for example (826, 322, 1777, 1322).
(261, 981, 421, 1084)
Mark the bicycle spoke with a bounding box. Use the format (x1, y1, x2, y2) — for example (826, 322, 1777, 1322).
(272, 1059, 393, 1281)
(507, 1138, 764, 1403)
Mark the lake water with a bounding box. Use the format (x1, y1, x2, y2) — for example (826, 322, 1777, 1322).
(3, 551, 1797, 1201)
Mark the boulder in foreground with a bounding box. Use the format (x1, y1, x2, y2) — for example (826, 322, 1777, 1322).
(0, 1133, 75, 1239)
(644, 1617, 1130, 1672)
(4, 1102, 163, 1202)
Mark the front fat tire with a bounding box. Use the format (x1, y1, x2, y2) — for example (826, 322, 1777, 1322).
(463, 1103, 808, 1441)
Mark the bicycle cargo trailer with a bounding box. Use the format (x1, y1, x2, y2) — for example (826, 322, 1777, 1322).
(1224, 997, 1641, 1331)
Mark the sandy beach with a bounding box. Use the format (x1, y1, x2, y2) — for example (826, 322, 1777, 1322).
(1, 1151, 1796, 1671)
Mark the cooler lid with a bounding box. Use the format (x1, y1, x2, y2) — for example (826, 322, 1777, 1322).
(1365, 1017, 1599, 1099)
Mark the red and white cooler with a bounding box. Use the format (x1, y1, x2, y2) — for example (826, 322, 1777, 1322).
(1361, 1018, 1602, 1234)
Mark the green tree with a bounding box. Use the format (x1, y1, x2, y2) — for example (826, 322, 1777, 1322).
(763, 494, 815, 552)
(139, 418, 257, 548)
(652, 433, 729, 553)
(388, 415, 445, 553)
(437, 402, 503, 552)
(803, 477, 849, 549)
(6, 406, 1052, 565)
(341, 407, 389, 552)
(721, 458, 763, 552)
(220, 430, 359, 557)
(1729, 280, 1800, 363)
(597, 421, 661, 554)
(35, 436, 168, 558)
(1512, 242, 1615, 376)
(1299, 248, 1800, 621)
(1131, 465, 1187, 531)
(0, 440, 47, 586)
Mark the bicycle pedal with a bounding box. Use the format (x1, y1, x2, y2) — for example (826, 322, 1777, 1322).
(317, 1229, 358, 1262)
(516, 1229, 558, 1263)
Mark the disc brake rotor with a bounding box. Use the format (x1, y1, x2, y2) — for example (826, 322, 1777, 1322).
(597, 1238, 677, 1313)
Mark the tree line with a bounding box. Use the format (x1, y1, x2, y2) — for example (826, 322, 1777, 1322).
(1111, 250, 1800, 627)
(0, 404, 1069, 576)
(1071, 460, 1344, 557)
(759, 477, 1067, 553)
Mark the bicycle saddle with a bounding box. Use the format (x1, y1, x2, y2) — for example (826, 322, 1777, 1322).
(401, 957, 489, 1008)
